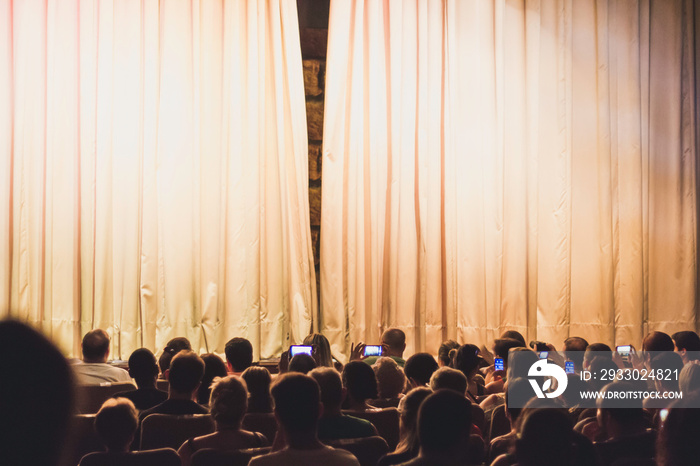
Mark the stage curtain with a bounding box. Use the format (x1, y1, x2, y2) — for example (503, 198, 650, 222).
(321, 0, 697, 360)
(0, 0, 317, 359)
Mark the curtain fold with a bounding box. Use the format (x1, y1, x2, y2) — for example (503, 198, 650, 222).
(321, 0, 697, 360)
(0, 0, 317, 359)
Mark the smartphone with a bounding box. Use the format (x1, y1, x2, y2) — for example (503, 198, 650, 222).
(565, 360, 575, 374)
(616, 345, 632, 360)
(363, 345, 383, 357)
(494, 358, 504, 371)
(539, 351, 549, 359)
(659, 408, 669, 424)
(289, 345, 313, 357)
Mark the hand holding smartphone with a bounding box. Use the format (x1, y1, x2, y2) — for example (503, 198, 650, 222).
(363, 345, 383, 357)
(289, 345, 314, 357)
(494, 357, 504, 372)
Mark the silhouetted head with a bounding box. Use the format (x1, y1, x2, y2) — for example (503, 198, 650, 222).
(225, 337, 253, 373)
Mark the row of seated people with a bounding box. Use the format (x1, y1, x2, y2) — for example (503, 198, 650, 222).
(4, 318, 700, 465)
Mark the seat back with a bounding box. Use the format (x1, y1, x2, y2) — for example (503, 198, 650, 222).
(190, 447, 272, 466)
(326, 436, 389, 466)
(342, 408, 400, 450)
(140, 414, 215, 450)
(79, 448, 180, 466)
(65, 414, 104, 466)
(75, 382, 137, 414)
(242, 413, 278, 443)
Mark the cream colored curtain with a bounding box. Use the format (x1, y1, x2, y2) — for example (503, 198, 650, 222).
(321, 0, 697, 360)
(0, 0, 317, 359)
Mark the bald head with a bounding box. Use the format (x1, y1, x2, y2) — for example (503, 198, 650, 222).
(82, 329, 110, 362)
(381, 328, 406, 357)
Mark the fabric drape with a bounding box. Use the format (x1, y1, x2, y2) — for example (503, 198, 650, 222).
(321, 0, 697, 360)
(0, 0, 317, 359)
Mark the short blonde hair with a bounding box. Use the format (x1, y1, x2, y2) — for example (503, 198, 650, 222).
(373, 357, 406, 398)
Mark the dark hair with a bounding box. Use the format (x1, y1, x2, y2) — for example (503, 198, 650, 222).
(158, 337, 192, 374)
(309, 367, 344, 410)
(451, 344, 482, 378)
(271, 373, 320, 432)
(289, 353, 317, 374)
(342, 361, 378, 402)
(584, 343, 612, 366)
(516, 408, 573, 465)
(588, 356, 620, 391)
(643, 331, 674, 352)
(209, 376, 248, 428)
(241, 366, 273, 413)
(505, 377, 534, 423)
(127, 348, 159, 386)
(395, 387, 432, 455)
(564, 337, 589, 369)
(82, 329, 111, 360)
(198, 353, 228, 405)
(0, 320, 74, 466)
(650, 352, 684, 391)
(501, 330, 527, 347)
(598, 382, 645, 425)
(381, 328, 406, 352)
(404, 353, 439, 386)
(168, 351, 205, 394)
(672, 331, 700, 355)
(493, 338, 525, 360)
(506, 348, 539, 380)
(657, 394, 700, 466)
(430, 367, 467, 394)
(418, 390, 472, 453)
(438, 340, 460, 366)
(225, 338, 253, 372)
(94, 398, 138, 452)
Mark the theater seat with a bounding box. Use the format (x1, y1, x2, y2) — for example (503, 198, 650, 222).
(75, 382, 137, 414)
(326, 436, 389, 466)
(140, 414, 215, 450)
(190, 447, 272, 466)
(79, 448, 180, 466)
(65, 414, 104, 466)
(342, 408, 400, 450)
(242, 413, 278, 444)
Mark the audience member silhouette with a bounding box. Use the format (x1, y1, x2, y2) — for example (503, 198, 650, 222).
(289, 353, 318, 374)
(94, 398, 139, 453)
(309, 367, 378, 441)
(139, 350, 208, 421)
(377, 387, 432, 466)
(224, 337, 254, 375)
(248, 373, 360, 465)
(73, 329, 131, 384)
(430, 366, 467, 395)
(399, 389, 473, 465)
(404, 352, 439, 388)
(372, 356, 406, 407)
(113, 348, 167, 410)
(0, 319, 74, 466)
(158, 337, 192, 378)
(242, 366, 273, 413)
(303, 333, 338, 368)
(672, 330, 700, 363)
(342, 360, 380, 411)
(197, 353, 228, 405)
(657, 394, 700, 466)
(177, 376, 269, 466)
(437, 340, 460, 367)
